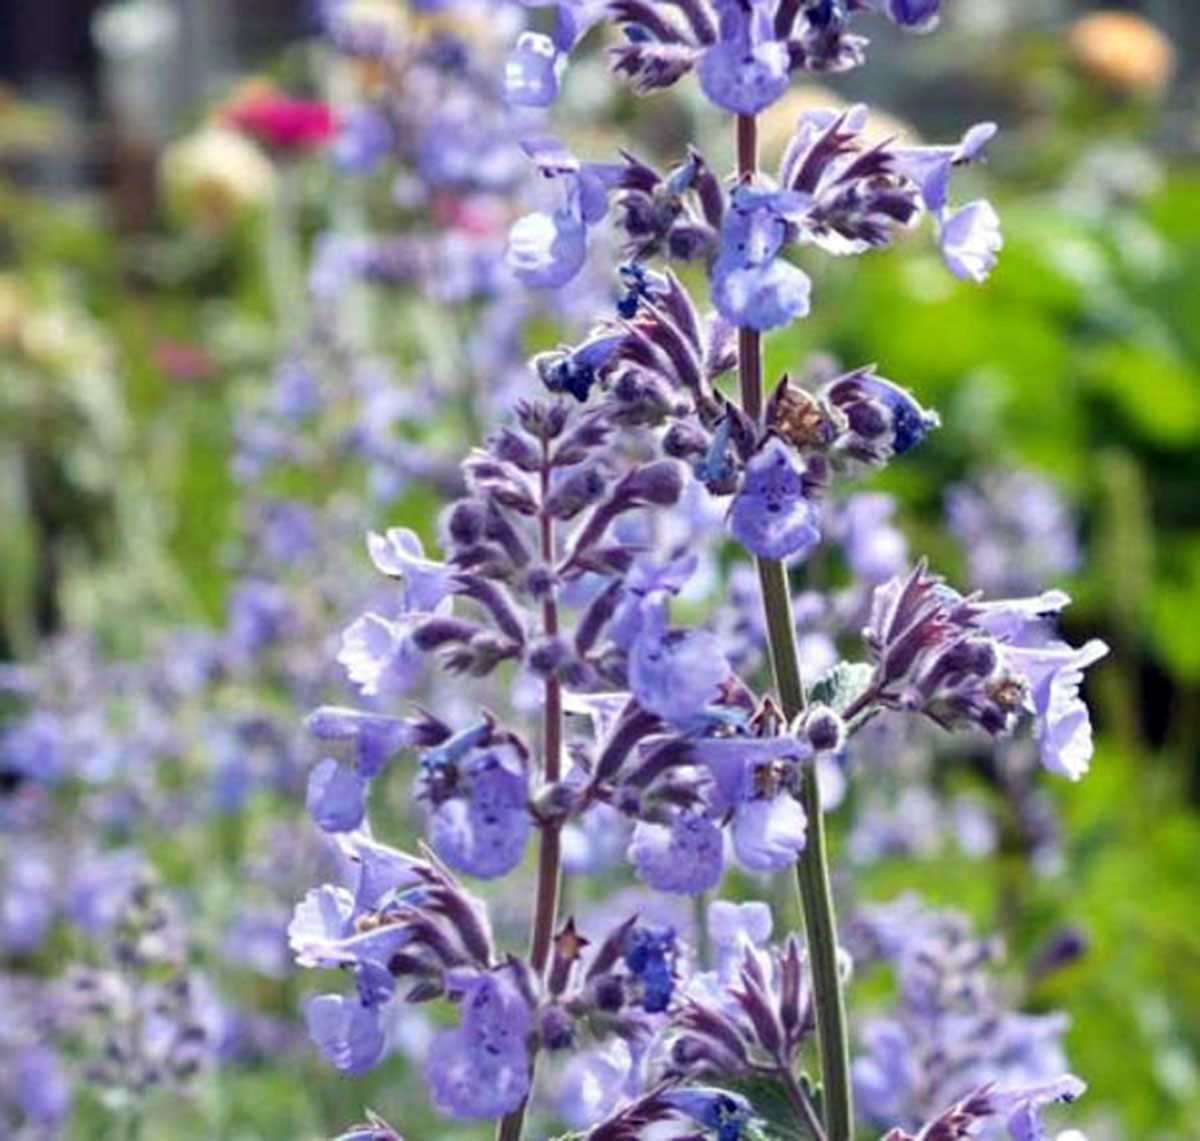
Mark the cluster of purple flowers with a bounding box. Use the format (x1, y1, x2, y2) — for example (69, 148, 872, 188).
(286, 5, 1109, 1140)
(851, 896, 1084, 1140)
(508, 108, 999, 325)
(0, 9, 589, 1131)
(0, 2, 1116, 1139)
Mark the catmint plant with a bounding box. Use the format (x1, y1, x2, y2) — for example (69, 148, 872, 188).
(290, 2, 1108, 1139)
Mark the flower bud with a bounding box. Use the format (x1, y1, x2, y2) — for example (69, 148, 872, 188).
(803, 704, 845, 753)
(538, 1006, 576, 1051)
(545, 466, 609, 520)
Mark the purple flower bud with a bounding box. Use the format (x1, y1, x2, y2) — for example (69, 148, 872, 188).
(546, 465, 609, 519)
(446, 499, 486, 547)
(489, 426, 543, 472)
(803, 704, 845, 752)
(539, 1005, 576, 1050)
(874, 0, 940, 32)
(824, 367, 940, 464)
(620, 459, 685, 506)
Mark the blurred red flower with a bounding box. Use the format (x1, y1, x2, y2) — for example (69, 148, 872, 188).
(222, 91, 336, 154)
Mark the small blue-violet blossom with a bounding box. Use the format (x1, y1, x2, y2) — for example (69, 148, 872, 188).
(712, 183, 812, 331)
(425, 968, 533, 1119)
(727, 437, 821, 561)
(978, 593, 1109, 780)
(418, 733, 531, 879)
(628, 603, 731, 725)
(694, 734, 809, 872)
(698, 0, 791, 115)
(629, 809, 725, 894)
(507, 137, 623, 289)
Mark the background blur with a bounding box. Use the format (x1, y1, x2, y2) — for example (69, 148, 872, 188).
(2, 2, 1199, 1138)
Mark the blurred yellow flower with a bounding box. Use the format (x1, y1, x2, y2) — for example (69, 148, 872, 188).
(1067, 11, 1176, 97)
(159, 126, 276, 233)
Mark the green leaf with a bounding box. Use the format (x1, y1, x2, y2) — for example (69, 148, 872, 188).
(808, 661, 875, 714)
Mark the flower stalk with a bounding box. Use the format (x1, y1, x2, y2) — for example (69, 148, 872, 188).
(735, 112, 854, 1141)
(497, 446, 566, 1141)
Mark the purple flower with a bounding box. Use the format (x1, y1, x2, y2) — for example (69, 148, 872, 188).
(366, 527, 455, 611)
(712, 184, 812, 331)
(870, 0, 941, 32)
(1006, 639, 1108, 780)
(993, 1075, 1087, 1141)
(508, 138, 623, 289)
(305, 993, 387, 1073)
(629, 809, 724, 894)
(628, 605, 730, 725)
(661, 1087, 754, 1138)
(977, 595, 1109, 779)
(15, 1045, 72, 1124)
(505, 32, 564, 106)
(698, 1, 791, 115)
(508, 1, 608, 107)
(333, 105, 392, 174)
(289, 885, 355, 967)
(307, 705, 439, 778)
(426, 969, 532, 1119)
(893, 123, 997, 214)
(421, 740, 531, 879)
(727, 438, 821, 561)
(338, 832, 429, 912)
(607, 552, 701, 651)
(939, 200, 1003, 283)
(306, 759, 367, 833)
(695, 736, 810, 872)
(337, 614, 423, 697)
(623, 922, 677, 1013)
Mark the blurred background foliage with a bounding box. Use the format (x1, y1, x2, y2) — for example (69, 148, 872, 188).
(2, 1, 1200, 1138)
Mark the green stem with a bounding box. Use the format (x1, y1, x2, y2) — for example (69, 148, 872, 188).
(779, 1063, 829, 1141)
(736, 113, 855, 1141)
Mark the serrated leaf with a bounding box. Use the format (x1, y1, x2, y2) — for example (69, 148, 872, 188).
(807, 661, 875, 714)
